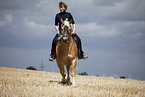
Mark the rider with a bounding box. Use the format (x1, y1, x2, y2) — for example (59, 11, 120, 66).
(49, 1, 88, 61)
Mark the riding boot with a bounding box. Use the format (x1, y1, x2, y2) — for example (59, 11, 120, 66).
(77, 39, 88, 59)
(49, 34, 60, 61)
(71, 34, 88, 59)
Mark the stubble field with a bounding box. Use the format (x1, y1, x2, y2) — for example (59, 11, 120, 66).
(0, 67, 145, 97)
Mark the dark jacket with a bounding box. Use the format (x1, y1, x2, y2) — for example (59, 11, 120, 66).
(55, 11, 75, 31)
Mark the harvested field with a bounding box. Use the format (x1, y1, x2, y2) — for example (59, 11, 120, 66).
(0, 67, 145, 97)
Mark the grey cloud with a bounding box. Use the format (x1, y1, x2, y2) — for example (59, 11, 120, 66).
(94, 0, 145, 21)
(92, 0, 123, 6)
(0, 0, 36, 10)
(72, 0, 145, 23)
(0, 14, 12, 26)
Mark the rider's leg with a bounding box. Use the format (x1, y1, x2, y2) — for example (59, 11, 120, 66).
(71, 34, 88, 59)
(49, 34, 59, 61)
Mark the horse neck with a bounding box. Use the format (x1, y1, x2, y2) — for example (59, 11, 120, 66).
(61, 35, 73, 50)
(68, 35, 75, 52)
(68, 35, 74, 44)
(58, 35, 76, 56)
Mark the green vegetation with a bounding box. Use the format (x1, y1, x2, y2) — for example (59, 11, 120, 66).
(26, 66, 37, 70)
(78, 72, 88, 76)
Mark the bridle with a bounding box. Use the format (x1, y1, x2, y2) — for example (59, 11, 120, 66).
(60, 19, 72, 43)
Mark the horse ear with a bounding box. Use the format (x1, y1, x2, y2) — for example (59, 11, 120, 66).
(69, 19, 72, 24)
(61, 18, 64, 24)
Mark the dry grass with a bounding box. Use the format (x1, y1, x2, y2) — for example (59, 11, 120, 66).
(0, 67, 145, 97)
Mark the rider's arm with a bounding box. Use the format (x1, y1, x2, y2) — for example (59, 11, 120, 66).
(55, 14, 60, 35)
(72, 24, 76, 34)
(69, 13, 75, 34)
(55, 26, 60, 35)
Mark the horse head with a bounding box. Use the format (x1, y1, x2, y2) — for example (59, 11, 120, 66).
(60, 18, 72, 43)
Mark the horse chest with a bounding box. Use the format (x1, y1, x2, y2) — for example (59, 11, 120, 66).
(57, 42, 75, 59)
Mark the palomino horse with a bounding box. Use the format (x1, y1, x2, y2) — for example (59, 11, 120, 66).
(56, 19, 77, 85)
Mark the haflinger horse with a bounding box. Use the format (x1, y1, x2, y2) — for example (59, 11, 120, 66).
(56, 19, 77, 86)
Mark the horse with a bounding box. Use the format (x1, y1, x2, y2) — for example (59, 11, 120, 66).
(55, 19, 77, 85)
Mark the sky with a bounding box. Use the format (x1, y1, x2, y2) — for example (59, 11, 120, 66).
(0, 0, 145, 80)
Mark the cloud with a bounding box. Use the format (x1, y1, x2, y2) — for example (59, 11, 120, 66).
(77, 22, 121, 38)
(121, 21, 145, 39)
(11, 18, 54, 37)
(0, 0, 144, 39)
(69, 0, 145, 23)
(91, 0, 145, 21)
(0, 14, 13, 26)
(77, 21, 145, 38)
(92, 0, 123, 6)
(0, 16, 54, 38)
(0, 0, 36, 10)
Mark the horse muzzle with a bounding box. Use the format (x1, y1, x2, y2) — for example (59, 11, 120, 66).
(63, 36, 68, 43)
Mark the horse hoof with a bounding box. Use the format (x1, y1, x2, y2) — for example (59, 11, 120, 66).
(67, 81, 72, 85)
(61, 81, 66, 84)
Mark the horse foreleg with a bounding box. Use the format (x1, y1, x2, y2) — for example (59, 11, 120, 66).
(61, 69, 66, 84)
(57, 62, 66, 84)
(70, 59, 77, 86)
(66, 65, 71, 85)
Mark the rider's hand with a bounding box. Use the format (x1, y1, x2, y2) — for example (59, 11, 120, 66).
(71, 30, 75, 35)
(57, 31, 60, 35)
